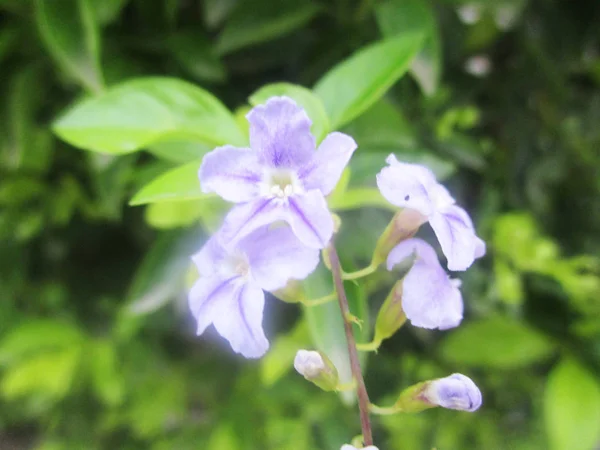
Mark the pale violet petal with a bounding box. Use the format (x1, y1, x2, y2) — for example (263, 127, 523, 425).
(240, 225, 320, 291)
(212, 281, 269, 358)
(299, 132, 357, 195)
(425, 373, 482, 412)
(191, 234, 226, 276)
(474, 236, 486, 259)
(287, 190, 334, 249)
(247, 96, 315, 168)
(387, 238, 440, 270)
(188, 275, 239, 335)
(219, 198, 284, 246)
(376, 156, 439, 216)
(429, 205, 480, 271)
(199, 146, 262, 202)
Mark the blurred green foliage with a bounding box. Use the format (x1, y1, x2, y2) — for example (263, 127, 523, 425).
(1, 0, 600, 449)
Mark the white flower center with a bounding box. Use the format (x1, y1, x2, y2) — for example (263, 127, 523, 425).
(221, 250, 251, 279)
(260, 169, 302, 200)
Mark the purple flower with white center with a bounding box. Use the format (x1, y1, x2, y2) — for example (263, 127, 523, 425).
(387, 238, 463, 330)
(199, 96, 357, 249)
(377, 154, 485, 271)
(188, 225, 319, 358)
(423, 373, 482, 412)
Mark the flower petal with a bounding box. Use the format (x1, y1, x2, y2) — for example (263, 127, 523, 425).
(247, 96, 315, 168)
(199, 145, 262, 202)
(376, 155, 442, 216)
(219, 198, 284, 245)
(212, 281, 269, 358)
(287, 190, 334, 249)
(240, 225, 320, 291)
(191, 234, 226, 276)
(188, 275, 238, 335)
(387, 237, 441, 269)
(299, 132, 357, 195)
(429, 205, 481, 271)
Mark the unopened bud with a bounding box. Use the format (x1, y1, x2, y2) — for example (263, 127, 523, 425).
(373, 280, 406, 344)
(341, 445, 379, 450)
(393, 373, 482, 413)
(371, 209, 426, 267)
(293, 350, 339, 391)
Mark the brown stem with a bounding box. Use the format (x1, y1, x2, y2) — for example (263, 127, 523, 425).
(328, 243, 374, 446)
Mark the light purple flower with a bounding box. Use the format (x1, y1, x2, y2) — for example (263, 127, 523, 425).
(188, 225, 319, 358)
(387, 238, 463, 330)
(377, 154, 485, 271)
(341, 446, 379, 450)
(423, 373, 482, 412)
(199, 96, 357, 249)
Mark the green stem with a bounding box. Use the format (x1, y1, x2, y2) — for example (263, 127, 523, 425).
(301, 292, 337, 307)
(356, 339, 382, 352)
(342, 263, 378, 280)
(369, 403, 400, 416)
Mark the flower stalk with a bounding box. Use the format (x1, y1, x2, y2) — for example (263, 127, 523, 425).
(328, 242, 374, 446)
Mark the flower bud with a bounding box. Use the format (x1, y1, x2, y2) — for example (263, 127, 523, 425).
(341, 445, 379, 450)
(391, 373, 482, 413)
(422, 373, 482, 412)
(371, 209, 426, 267)
(373, 280, 406, 344)
(293, 350, 339, 391)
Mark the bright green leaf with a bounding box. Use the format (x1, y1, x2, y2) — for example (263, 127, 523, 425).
(88, 339, 123, 406)
(145, 199, 214, 229)
(216, 0, 321, 55)
(314, 32, 424, 129)
(35, 0, 104, 92)
(439, 318, 555, 369)
(147, 140, 212, 164)
(376, 0, 441, 96)
(130, 159, 209, 205)
(328, 187, 396, 212)
(544, 359, 600, 450)
(53, 78, 245, 154)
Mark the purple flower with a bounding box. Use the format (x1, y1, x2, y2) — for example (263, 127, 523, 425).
(377, 155, 485, 271)
(423, 373, 482, 412)
(188, 225, 319, 358)
(387, 238, 463, 330)
(199, 96, 357, 249)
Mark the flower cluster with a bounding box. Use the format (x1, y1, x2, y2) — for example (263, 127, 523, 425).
(189, 97, 356, 357)
(189, 96, 485, 444)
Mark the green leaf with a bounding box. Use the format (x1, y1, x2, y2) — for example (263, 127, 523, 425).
(1, 348, 81, 399)
(249, 83, 330, 143)
(328, 187, 396, 212)
(314, 32, 424, 129)
(0, 320, 84, 366)
(439, 318, 555, 369)
(125, 227, 205, 316)
(90, 0, 129, 25)
(376, 0, 441, 96)
(130, 159, 210, 205)
(216, 0, 321, 55)
(35, 0, 104, 92)
(145, 199, 216, 229)
(168, 30, 227, 83)
(53, 77, 245, 154)
(88, 339, 123, 406)
(147, 140, 212, 164)
(544, 359, 600, 450)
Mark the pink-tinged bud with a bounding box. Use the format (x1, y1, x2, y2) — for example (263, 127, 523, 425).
(293, 350, 339, 391)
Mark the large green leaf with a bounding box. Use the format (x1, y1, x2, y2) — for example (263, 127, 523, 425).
(35, 0, 104, 92)
(544, 359, 600, 450)
(249, 83, 330, 143)
(53, 78, 245, 154)
(439, 317, 555, 369)
(376, 0, 441, 96)
(129, 159, 209, 205)
(314, 32, 424, 129)
(168, 30, 227, 83)
(216, 0, 321, 55)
